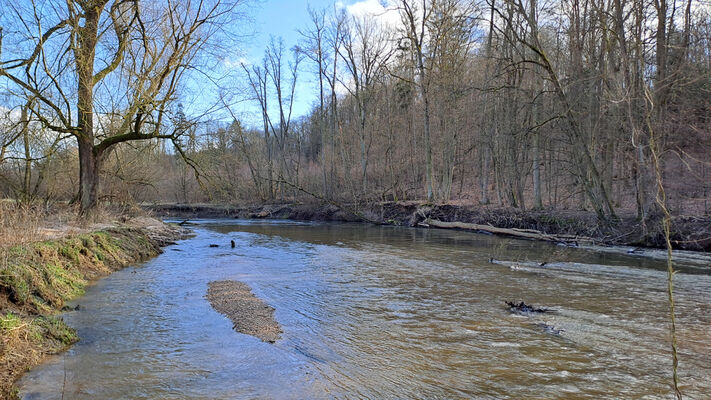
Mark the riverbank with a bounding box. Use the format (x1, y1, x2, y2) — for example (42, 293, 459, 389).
(0, 217, 187, 399)
(147, 202, 711, 252)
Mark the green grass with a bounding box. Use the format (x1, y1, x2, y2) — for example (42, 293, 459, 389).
(32, 316, 78, 346)
(0, 229, 159, 313)
(0, 313, 22, 332)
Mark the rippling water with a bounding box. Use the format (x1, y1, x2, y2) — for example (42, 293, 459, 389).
(19, 220, 711, 399)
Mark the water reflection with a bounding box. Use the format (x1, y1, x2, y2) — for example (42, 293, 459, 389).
(19, 220, 711, 399)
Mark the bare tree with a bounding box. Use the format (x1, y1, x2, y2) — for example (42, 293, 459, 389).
(299, 6, 331, 199)
(0, 0, 244, 216)
(242, 61, 275, 199)
(397, 0, 436, 202)
(340, 12, 393, 195)
(494, 0, 617, 220)
(243, 38, 302, 199)
(396, 0, 478, 202)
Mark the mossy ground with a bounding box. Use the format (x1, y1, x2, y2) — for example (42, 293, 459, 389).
(0, 227, 166, 399)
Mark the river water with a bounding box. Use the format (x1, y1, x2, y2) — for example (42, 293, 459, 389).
(19, 220, 711, 399)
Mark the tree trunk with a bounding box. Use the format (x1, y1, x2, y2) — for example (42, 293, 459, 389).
(703, 163, 708, 215)
(413, 34, 433, 202)
(480, 0, 495, 206)
(78, 137, 101, 215)
(76, 5, 101, 216)
(359, 102, 368, 194)
(533, 129, 542, 209)
(480, 147, 490, 204)
(635, 143, 647, 221)
(318, 54, 328, 200)
(531, 0, 542, 211)
(21, 105, 32, 202)
(654, 0, 668, 117)
(422, 218, 593, 245)
(423, 86, 434, 202)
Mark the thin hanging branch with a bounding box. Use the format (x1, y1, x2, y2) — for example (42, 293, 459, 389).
(645, 88, 682, 400)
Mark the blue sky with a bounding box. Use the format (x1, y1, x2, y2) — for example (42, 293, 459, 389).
(235, 0, 341, 124)
(225, 0, 398, 127)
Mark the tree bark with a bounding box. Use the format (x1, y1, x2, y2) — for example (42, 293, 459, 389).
(75, 5, 102, 216)
(78, 137, 101, 214)
(20, 104, 32, 202)
(530, 0, 542, 210)
(480, 147, 490, 204)
(533, 129, 542, 209)
(422, 84, 434, 202)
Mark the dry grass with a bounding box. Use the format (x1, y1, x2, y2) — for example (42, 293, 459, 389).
(0, 312, 77, 399)
(0, 202, 44, 248)
(0, 201, 153, 249)
(0, 202, 87, 248)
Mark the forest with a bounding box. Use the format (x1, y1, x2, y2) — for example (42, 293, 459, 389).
(1, 0, 710, 226)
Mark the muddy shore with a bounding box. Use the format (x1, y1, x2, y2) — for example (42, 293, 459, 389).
(0, 218, 189, 399)
(147, 202, 711, 252)
(206, 280, 282, 343)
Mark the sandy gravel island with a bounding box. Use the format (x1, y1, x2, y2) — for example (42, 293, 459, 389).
(206, 280, 282, 343)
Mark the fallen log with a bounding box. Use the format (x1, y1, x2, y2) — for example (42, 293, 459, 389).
(422, 218, 596, 245)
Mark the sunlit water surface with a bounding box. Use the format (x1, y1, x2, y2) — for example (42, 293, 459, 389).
(19, 220, 711, 399)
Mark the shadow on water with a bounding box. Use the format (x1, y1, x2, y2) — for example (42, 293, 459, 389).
(19, 219, 711, 399)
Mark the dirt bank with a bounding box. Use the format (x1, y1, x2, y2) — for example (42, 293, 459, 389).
(148, 202, 711, 252)
(0, 217, 188, 399)
(206, 280, 282, 343)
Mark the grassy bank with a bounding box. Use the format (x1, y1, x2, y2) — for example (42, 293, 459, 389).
(0, 222, 184, 399)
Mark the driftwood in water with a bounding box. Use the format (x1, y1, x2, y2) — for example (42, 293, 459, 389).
(421, 218, 594, 245)
(506, 301, 553, 314)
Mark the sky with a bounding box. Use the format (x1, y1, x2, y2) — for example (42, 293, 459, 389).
(242, 0, 338, 120)
(227, 0, 399, 127)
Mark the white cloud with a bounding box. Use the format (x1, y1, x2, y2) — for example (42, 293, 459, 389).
(346, 0, 400, 30)
(346, 0, 386, 16)
(223, 55, 251, 70)
(0, 106, 22, 126)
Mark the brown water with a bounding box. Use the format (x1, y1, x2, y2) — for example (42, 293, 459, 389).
(19, 220, 711, 399)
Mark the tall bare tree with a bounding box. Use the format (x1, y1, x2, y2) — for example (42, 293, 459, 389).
(340, 12, 392, 194)
(0, 0, 243, 216)
(299, 6, 330, 199)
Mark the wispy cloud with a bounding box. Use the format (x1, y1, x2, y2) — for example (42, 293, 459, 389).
(223, 56, 251, 70)
(346, 0, 400, 29)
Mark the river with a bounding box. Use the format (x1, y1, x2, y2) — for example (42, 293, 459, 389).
(19, 220, 711, 399)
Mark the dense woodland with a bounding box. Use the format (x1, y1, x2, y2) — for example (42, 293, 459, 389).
(1, 0, 710, 223)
